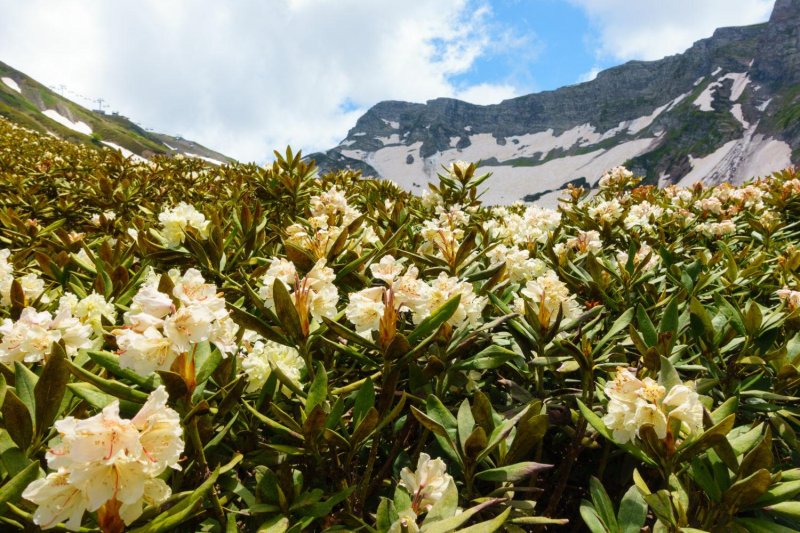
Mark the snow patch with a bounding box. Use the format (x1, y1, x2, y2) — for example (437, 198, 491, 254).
(163, 142, 178, 151)
(693, 76, 705, 87)
(102, 142, 148, 162)
(352, 132, 366, 137)
(449, 136, 460, 148)
(381, 119, 400, 129)
(341, 149, 368, 161)
(1, 77, 21, 93)
(42, 109, 92, 135)
(756, 98, 772, 111)
(370, 137, 658, 207)
(184, 153, 225, 165)
(731, 104, 749, 128)
(464, 126, 472, 132)
(339, 140, 355, 147)
(376, 134, 401, 145)
(694, 73, 750, 112)
(711, 67, 722, 76)
(679, 124, 792, 186)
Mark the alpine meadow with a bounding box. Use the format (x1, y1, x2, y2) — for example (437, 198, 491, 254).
(1, 1, 800, 532)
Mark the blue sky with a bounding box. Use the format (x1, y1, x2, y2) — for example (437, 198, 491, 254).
(453, 0, 603, 93)
(0, 0, 776, 161)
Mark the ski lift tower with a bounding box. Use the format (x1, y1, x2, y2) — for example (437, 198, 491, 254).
(93, 98, 107, 114)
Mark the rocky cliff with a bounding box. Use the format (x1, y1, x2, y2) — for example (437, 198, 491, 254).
(310, 0, 800, 205)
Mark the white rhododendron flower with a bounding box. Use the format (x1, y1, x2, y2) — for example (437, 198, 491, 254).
(616, 243, 659, 272)
(589, 199, 623, 224)
(23, 386, 183, 530)
(602, 367, 704, 445)
(598, 166, 634, 188)
(624, 201, 664, 232)
(399, 453, 454, 513)
(566, 230, 603, 254)
(90, 210, 116, 226)
(694, 197, 723, 214)
(388, 508, 420, 533)
(0, 305, 92, 364)
(345, 286, 386, 337)
(514, 270, 581, 326)
(369, 255, 404, 284)
(114, 268, 236, 375)
(486, 245, 547, 283)
(696, 219, 736, 237)
(240, 337, 305, 392)
(777, 287, 800, 311)
(158, 202, 210, 248)
(414, 273, 485, 328)
(258, 258, 339, 324)
(1, 249, 48, 307)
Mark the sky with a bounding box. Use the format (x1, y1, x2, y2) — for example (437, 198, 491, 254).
(0, 0, 775, 162)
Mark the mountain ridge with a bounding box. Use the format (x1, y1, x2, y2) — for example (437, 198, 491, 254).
(0, 60, 232, 165)
(310, 0, 799, 205)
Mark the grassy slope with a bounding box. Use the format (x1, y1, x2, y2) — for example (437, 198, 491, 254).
(0, 61, 232, 162)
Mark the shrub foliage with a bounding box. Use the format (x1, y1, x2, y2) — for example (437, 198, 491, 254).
(0, 117, 799, 532)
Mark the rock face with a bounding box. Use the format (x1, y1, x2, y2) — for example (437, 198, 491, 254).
(310, 0, 800, 205)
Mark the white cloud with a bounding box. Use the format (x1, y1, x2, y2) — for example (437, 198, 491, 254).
(578, 67, 601, 83)
(455, 83, 518, 104)
(567, 0, 774, 61)
(0, 0, 522, 161)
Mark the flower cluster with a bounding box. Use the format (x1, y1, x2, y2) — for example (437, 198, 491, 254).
(1, 249, 48, 307)
(603, 367, 703, 444)
(259, 257, 339, 325)
(22, 387, 184, 530)
(239, 333, 305, 392)
(158, 202, 210, 248)
(0, 302, 93, 364)
(113, 268, 237, 375)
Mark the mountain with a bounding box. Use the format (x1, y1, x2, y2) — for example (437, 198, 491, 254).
(0, 60, 232, 164)
(310, 0, 800, 206)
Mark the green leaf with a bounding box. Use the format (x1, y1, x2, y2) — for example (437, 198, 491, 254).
(580, 501, 608, 533)
(67, 360, 148, 403)
(66, 383, 140, 416)
(273, 278, 302, 341)
(475, 462, 551, 483)
(457, 399, 475, 455)
(722, 468, 772, 509)
(13, 362, 38, 420)
(618, 485, 647, 533)
(589, 476, 619, 532)
(129, 467, 220, 533)
(658, 297, 679, 335)
(456, 507, 511, 533)
(352, 378, 375, 428)
(257, 516, 289, 533)
(765, 501, 800, 520)
(2, 390, 32, 450)
(34, 342, 70, 438)
(194, 341, 222, 385)
(658, 356, 681, 392)
(733, 518, 798, 533)
(408, 294, 460, 344)
(636, 306, 658, 347)
(677, 414, 735, 461)
(0, 460, 39, 514)
(420, 498, 500, 533)
(305, 362, 327, 415)
(87, 350, 160, 389)
(592, 308, 635, 357)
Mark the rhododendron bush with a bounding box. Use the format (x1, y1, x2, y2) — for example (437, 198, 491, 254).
(0, 117, 799, 532)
